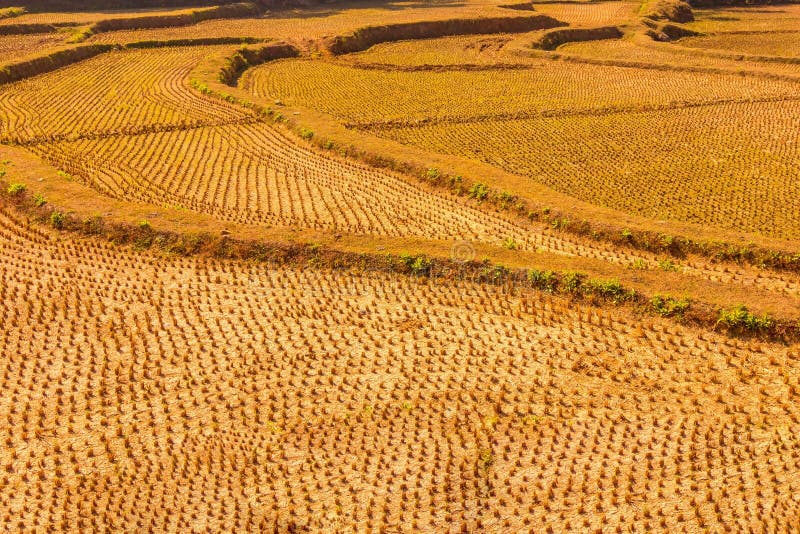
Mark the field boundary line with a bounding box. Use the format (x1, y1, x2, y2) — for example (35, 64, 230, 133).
(3, 117, 267, 147)
(344, 95, 800, 131)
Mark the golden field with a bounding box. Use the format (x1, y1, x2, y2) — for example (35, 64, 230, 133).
(0, 0, 800, 531)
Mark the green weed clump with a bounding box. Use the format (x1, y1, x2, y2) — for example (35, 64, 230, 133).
(717, 305, 774, 332)
(528, 269, 557, 292)
(399, 253, 431, 275)
(0, 7, 25, 20)
(586, 278, 633, 303)
(561, 271, 586, 294)
(651, 294, 690, 317)
(468, 182, 489, 201)
(50, 211, 65, 229)
(6, 183, 25, 196)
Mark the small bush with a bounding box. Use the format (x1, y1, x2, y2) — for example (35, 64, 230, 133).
(0, 7, 26, 20)
(502, 237, 518, 250)
(628, 259, 648, 270)
(481, 264, 509, 283)
(468, 182, 489, 201)
(498, 191, 515, 206)
(586, 278, 633, 303)
(528, 269, 557, 292)
(33, 194, 46, 207)
(50, 211, 65, 229)
(6, 183, 25, 196)
(298, 127, 314, 140)
(658, 258, 680, 272)
(717, 305, 774, 332)
(651, 294, 690, 317)
(425, 168, 441, 184)
(551, 217, 569, 231)
(562, 271, 586, 294)
(399, 253, 431, 275)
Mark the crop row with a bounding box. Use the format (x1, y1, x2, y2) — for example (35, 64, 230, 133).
(29, 122, 535, 244)
(0, 34, 66, 63)
(0, 46, 255, 144)
(559, 38, 800, 80)
(679, 32, 800, 59)
(243, 55, 800, 127)
(0, 207, 798, 532)
(376, 99, 800, 239)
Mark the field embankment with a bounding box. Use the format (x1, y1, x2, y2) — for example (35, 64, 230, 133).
(218, 41, 299, 85)
(88, 2, 259, 33)
(0, 0, 246, 10)
(641, 0, 694, 23)
(0, 44, 115, 84)
(531, 26, 623, 50)
(325, 15, 565, 55)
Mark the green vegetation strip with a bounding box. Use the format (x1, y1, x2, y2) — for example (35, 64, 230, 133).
(2, 179, 796, 343)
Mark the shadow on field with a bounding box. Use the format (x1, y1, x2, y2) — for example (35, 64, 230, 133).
(264, 0, 467, 20)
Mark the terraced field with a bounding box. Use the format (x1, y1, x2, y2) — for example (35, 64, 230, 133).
(679, 32, 800, 58)
(1, 0, 800, 532)
(377, 99, 800, 237)
(0, 46, 254, 144)
(559, 38, 800, 79)
(86, 0, 538, 45)
(0, 6, 204, 26)
(31, 122, 535, 241)
(244, 49, 800, 237)
(687, 4, 800, 33)
(244, 54, 800, 125)
(0, 34, 68, 63)
(531, 0, 639, 26)
(2, 208, 800, 532)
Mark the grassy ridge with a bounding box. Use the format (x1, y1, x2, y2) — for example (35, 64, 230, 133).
(0, 44, 116, 85)
(89, 2, 259, 33)
(2, 179, 796, 342)
(0, 0, 243, 10)
(217, 42, 300, 85)
(326, 15, 566, 55)
(0, 6, 24, 18)
(531, 26, 623, 50)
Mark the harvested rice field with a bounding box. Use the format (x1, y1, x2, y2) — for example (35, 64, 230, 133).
(1, 0, 800, 532)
